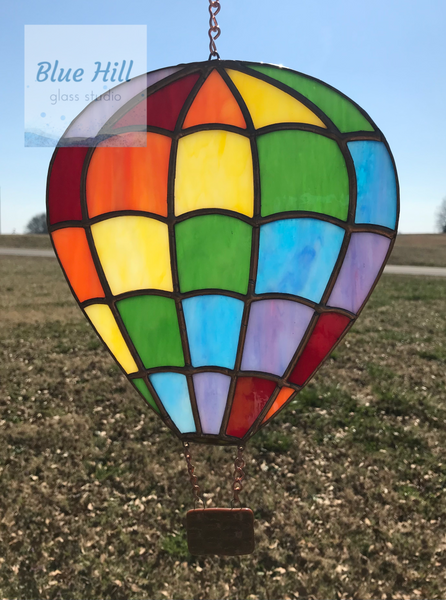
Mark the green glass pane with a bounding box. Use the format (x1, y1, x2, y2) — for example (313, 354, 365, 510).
(258, 130, 349, 220)
(248, 64, 374, 133)
(133, 378, 160, 413)
(117, 296, 184, 368)
(175, 215, 252, 293)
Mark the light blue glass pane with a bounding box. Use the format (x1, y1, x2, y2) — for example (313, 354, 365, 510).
(193, 372, 230, 434)
(182, 295, 244, 369)
(348, 141, 397, 230)
(150, 372, 196, 433)
(255, 218, 345, 302)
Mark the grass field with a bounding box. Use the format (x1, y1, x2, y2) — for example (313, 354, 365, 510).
(389, 234, 446, 268)
(1, 255, 446, 599)
(0, 234, 52, 249)
(2, 233, 446, 267)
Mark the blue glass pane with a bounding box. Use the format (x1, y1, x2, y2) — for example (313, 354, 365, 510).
(193, 372, 230, 434)
(255, 218, 345, 302)
(348, 140, 397, 230)
(182, 295, 244, 369)
(150, 372, 196, 433)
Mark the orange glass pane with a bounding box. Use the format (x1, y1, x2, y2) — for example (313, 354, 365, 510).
(183, 70, 246, 129)
(52, 227, 104, 302)
(262, 387, 295, 424)
(86, 132, 171, 218)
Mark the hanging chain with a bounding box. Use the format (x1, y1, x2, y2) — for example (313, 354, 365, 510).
(232, 445, 245, 506)
(183, 442, 205, 508)
(208, 0, 221, 60)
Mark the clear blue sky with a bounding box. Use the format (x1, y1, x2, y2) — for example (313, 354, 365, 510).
(1, 0, 445, 233)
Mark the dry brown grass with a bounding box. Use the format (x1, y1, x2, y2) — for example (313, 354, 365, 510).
(388, 234, 446, 267)
(1, 256, 446, 599)
(0, 234, 52, 249)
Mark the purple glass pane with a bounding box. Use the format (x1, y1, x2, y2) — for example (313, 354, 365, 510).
(193, 372, 230, 435)
(63, 67, 181, 144)
(328, 232, 391, 314)
(241, 300, 314, 376)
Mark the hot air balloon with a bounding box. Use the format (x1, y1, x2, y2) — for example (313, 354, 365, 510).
(46, 50, 399, 554)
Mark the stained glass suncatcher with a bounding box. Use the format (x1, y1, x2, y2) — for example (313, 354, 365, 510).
(47, 60, 399, 445)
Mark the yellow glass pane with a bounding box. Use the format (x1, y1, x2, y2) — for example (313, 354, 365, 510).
(85, 304, 138, 374)
(226, 69, 326, 130)
(91, 216, 173, 295)
(175, 130, 254, 217)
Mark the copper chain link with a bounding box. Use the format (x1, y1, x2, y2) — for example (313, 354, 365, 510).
(208, 0, 221, 60)
(232, 445, 245, 506)
(183, 442, 246, 508)
(183, 442, 205, 508)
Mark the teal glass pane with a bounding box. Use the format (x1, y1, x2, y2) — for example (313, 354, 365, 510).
(150, 372, 196, 433)
(348, 141, 397, 230)
(256, 218, 345, 302)
(183, 295, 244, 369)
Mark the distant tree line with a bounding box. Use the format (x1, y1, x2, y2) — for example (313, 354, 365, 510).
(26, 213, 48, 234)
(437, 197, 446, 233)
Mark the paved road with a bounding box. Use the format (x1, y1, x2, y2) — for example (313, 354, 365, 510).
(0, 247, 54, 258)
(384, 265, 446, 277)
(1, 247, 446, 278)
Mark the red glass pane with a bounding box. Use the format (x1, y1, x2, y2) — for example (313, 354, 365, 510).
(113, 73, 201, 131)
(289, 312, 351, 386)
(226, 377, 276, 438)
(48, 147, 89, 224)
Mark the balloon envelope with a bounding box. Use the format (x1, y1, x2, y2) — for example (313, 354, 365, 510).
(47, 60, 399, 445)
